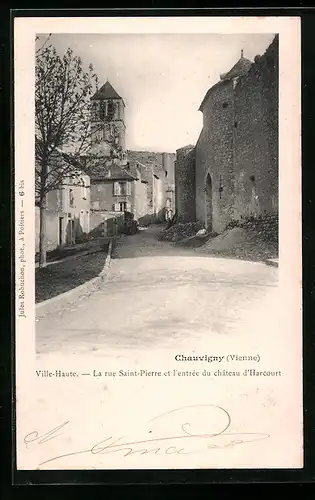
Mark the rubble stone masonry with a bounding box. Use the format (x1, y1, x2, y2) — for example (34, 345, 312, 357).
(233, 36, 278, 219)
(175, 146, 196, 222)
(176, 35, 278, 233)
(195, 79, 236, 232)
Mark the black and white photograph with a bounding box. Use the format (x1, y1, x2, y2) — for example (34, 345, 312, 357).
(14, 16, 302, 471)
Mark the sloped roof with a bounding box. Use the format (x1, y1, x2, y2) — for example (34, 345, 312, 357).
(220, 55, 252, 81)
(124, 160, 152, 183)
(89, 162, 137, 182)
(199, 55, 252, 111)
(91, 81, 123, 101)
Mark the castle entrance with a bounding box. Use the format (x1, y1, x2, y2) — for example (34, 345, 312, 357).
(205, 173, 213, 231)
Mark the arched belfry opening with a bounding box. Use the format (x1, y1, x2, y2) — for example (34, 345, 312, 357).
(205, 173, 213, 231)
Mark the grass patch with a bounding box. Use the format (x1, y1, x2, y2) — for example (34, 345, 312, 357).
(35, 248, 108, 303)
(35, 238, 107, 263)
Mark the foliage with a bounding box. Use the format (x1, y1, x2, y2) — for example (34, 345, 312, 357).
(158, 222, 204, 242)
(35, 36, 104, 205)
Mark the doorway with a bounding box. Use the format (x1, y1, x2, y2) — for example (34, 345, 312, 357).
(58, 217, 63, 246)
(205, 173, 213, 231)
(71, 219, 75, 244)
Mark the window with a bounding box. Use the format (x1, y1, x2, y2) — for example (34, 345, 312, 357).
(58, 187, 63, 210)
(69, 189, 74, 207)
(100, 101, 107, 120)
(222, 102, 228, 109)
(81, 178, 87, 200)
(113, 181, 131, 196)
(107, 101, 114, 117)
(103, 125, 107, 140)
(114, 202, 129, 212)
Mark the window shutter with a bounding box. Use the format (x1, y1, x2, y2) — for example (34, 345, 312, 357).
(114, 203, 120, 212)
(126, 202, 131, 212)
(127, 181, 131, 195)
(113, 182, 119, 196)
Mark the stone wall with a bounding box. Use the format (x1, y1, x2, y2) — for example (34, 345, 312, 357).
(35, 206, 67, 252)
(89, 211, 124, 237)
(162, 152, 176, 213)
(133, 179, 149, 220)
(127, 150, 164, 170)
(233, 36, 278, 218)
(90, 181, 116, 212)
(195, 79, 236, 232)
(190, 35, 278, 233)
(90, 180, 134, 212)
(127, 150, 176, 216)
(175, 145, 196, 222)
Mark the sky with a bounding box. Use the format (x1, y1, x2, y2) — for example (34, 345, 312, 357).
(37, 33, 275, 153)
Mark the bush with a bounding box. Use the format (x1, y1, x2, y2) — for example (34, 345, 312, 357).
(225, 219, 241, 230)
(75, 232, 89, 244)
(158, 221, 204, 242)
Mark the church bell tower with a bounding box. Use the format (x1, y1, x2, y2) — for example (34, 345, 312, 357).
(90, 80, 126, 158)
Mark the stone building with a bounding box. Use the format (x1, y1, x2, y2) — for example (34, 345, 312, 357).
(88, 82, 177, 227)
(88, 161, 148, 236)
(35, 167, 90, 253)
(88, 81, 150, 231)
(175, 35, 278, 234)
(127, 150, 176, 222)
(35, 79, 177, 253)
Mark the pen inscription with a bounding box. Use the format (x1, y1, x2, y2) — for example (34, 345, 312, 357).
(24, 404, 270, 467)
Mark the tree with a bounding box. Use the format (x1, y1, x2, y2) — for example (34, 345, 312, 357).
(35, 37, 102, 267)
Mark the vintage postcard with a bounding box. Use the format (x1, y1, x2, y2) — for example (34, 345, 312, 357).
(14, 16, 302, 471)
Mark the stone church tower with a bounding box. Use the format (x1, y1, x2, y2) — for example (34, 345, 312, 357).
(90, 80, 126, 159)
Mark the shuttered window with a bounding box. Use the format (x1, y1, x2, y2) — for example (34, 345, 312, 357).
(113, 182, 120, 196)
(113, 181, 131, 196)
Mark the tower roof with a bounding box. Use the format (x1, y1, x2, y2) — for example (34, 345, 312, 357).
(91, 81, 123, 101)
(219, 53, 252, 81)
(199, 53, 252, 111)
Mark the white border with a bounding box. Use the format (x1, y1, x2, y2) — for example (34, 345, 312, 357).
(14, 16, 302, 471)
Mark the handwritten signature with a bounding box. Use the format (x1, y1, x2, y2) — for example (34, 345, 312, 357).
(24, 404, 270, 467)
